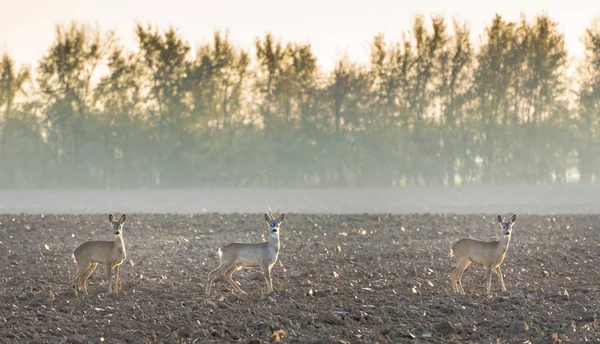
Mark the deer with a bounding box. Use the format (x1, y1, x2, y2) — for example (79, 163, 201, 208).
(449, 214, 516, 296)
(205, 209, 284, 296)
(72, 213, 127, 296)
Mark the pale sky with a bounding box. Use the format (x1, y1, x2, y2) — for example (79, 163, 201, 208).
(0, 0, 595, 71)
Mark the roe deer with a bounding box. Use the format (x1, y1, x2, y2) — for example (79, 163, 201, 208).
(206, 209, 284, 296)
(72, 213, 127, 296)
(449, 214, 516, 296)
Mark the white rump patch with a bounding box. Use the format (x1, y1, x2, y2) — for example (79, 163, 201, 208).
(218, 248, 223, 258)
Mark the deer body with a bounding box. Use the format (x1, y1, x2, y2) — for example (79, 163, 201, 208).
(452, 236, 510, 268)
(74, 239, 126, 267)
(72, 214, 127, 296)
(219, 238, 280, 270)
(206, 211, 284, 296)
(450, 214, 516, 296)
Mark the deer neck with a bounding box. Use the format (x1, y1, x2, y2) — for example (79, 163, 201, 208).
(497, 234, 511, 254)
(115, 235, 126, 254)
(269, 233, 280, 253)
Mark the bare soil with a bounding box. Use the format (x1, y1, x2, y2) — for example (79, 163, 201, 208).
(0, 213, 598, 343)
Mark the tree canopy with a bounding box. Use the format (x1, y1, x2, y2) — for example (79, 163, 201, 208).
(0, 14, 599, 188)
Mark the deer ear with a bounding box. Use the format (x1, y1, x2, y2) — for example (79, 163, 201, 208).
(497, 215, 503, 223)
(264, 213, 271, 222)
(278, 213, 285, 222)
(119, 214, 127, 223)
(109, 213, 115, 223)
(511, 214, 517, 223)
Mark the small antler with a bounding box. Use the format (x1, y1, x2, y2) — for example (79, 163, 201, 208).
(267, 206, 274, 220)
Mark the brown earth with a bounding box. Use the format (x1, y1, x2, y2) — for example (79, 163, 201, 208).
(0, 213, 598, 343)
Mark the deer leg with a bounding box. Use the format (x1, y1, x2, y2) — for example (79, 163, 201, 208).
(262, 262, 273, 294)
(73, 261, 93, 296)
(494, 266, 506, 291)
(114, 265, 120, 292)
(224, 265, 245, 294)
(80, 262, 97, 295)
(72, 262, 86, 296)
(456, 260, 470, 295)
(450, 258, 468, 294)
(73, 263, 82, 295)
(450, 265, 461, 293)
(106, 264, 113, 293)
(485, 267, 493, 296)
(450, 268, 457, 293)
(206, 264, 227, 296)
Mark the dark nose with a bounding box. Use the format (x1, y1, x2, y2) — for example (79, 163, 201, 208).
(115, 231, 120, 235)
(272, 228, 277, 233)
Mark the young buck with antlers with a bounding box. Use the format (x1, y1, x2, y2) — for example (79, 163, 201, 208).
(206, 210, 284, 296)
(450, 214, 516, 296)
(72, 214, 127, 296)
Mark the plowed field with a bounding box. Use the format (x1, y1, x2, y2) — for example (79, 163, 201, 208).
(1, 213, 598, 343)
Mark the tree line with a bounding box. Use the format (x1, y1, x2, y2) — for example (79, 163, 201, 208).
(1, 14, 600, 188)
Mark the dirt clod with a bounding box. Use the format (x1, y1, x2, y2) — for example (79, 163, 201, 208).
(510, 291, 527, 305)
(434, 321, 457, 336)
(582, 311, 597, 322)
(66, 335, 85, 344)
(317, 311, 343, 325)
(507, 321, 530, 334)
(178, 326, 192, 338)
